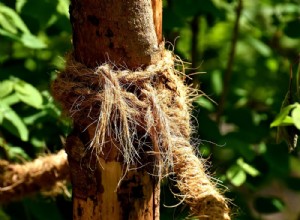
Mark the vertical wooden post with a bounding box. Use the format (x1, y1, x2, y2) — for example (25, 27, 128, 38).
(66, 0, 163, 219)
(70, 0, 163, 68)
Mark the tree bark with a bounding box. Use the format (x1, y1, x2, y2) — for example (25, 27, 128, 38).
(67, 0, 163, 219)
(71, 0, 163, 69)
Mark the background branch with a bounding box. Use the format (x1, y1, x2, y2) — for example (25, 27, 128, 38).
(216, 0, 243, 123)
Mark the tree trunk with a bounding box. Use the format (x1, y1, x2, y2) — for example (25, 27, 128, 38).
(66, 0, 163, 219)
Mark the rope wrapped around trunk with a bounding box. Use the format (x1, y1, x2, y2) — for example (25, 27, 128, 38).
(52, 50, 230, 219)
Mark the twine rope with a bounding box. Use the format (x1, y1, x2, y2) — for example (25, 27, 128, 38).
(52, 50, 230, 219)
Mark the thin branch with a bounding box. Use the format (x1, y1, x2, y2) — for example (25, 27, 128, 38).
(216, 0, 243, 123)
(191, 15, 200, 69)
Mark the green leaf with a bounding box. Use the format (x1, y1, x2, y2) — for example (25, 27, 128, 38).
(0, 27, 20, 41)
(278, 116, 294, 126)
(57, 0, 69, 17)
(270, 104, 297, 127)
(16, 0, 27, 12)
(237, 158, 260, 177)
(13, 78, 43, 109)
(30, 137, 46, 149)
(0, 3, 30, 34)
(246, 36, 272, 57)
(226, 164, 247, 187)
(195, 96, 215, 111)
(0, 102, 29, 141)
(1, 93, 20, 106)
(0, 109, 3, 124)
(291, 105, 300, 129)
(211, 70, 222, 95)
(7, 146, 29, 160)
(23, 110, 47, 125)
(20, 33, 47, 49)
(0, 80, 14, 98)
(0, 12, 17, 34)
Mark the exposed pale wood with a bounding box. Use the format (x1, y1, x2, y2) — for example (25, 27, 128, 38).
(151, 0, 163, 43)
(68, 0, 163, 219)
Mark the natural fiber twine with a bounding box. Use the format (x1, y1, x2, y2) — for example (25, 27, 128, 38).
(0, 150, 69, 203)
(52, 50, 230, 219)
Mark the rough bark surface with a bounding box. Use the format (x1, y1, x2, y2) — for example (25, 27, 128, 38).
(68, 0, 163, 219)
(70, 0, 163, 68)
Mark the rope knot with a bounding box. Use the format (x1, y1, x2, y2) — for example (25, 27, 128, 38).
(52, 50, 230, 219)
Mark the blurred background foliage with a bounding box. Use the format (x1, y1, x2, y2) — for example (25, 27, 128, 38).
(1, 0, 300, 219)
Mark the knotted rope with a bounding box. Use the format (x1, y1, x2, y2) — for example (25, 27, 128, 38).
(52, 50, 230, 219)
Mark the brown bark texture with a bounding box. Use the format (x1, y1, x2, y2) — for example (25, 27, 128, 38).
(67, 0, 163, 219)
(71, 0, 163, 68)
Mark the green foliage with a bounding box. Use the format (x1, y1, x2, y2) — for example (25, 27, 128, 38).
(164, 0, 300, 219)
(0, 3, 46, 49)
(254, 196, 285, 214)
(1, 0, 300, 219)
(0, 0, 71, 217)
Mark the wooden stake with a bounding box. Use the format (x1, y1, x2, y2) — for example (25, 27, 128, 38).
(67, 0, 163, 219)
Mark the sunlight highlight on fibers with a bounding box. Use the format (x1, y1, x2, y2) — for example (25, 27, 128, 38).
(52, 50, 230, 219)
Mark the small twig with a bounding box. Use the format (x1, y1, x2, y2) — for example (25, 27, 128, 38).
(216, 0, 243, 123)
(191, 15, 200, 69)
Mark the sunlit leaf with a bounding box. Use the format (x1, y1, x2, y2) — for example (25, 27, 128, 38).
(0, 109, 3, 124)
(16, 0, 27, 12)
(23, 111, 47, 125)
(0, 102, 29, 141)
(237, 158, 260, 177)
(20, 33, 47, 49)
(211, 70, 222, 95)
(0, 27, 20, 40)
(0, 3, 30, 34)
(195, 96, 215, 111)
(7, 146, 30, 159)
(291, 105, 300, 129)
(57, 0, 69, 17)
(0, 80, 14, 98)
(270, 104, 297, 127)
(1, 93, 20, 106)
(13, 78, 43, 109)
(30, 137, 46, 148)
(0, 13, 17, 34)
(246, 36, 271, 57)
(226, 164, 246, 187)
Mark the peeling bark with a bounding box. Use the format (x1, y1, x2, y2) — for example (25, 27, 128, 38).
(68, 0, 163, 219)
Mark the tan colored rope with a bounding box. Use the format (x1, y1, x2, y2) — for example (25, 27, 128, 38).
(52, 50, 230, 219)
(0, 150, 69, 203)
